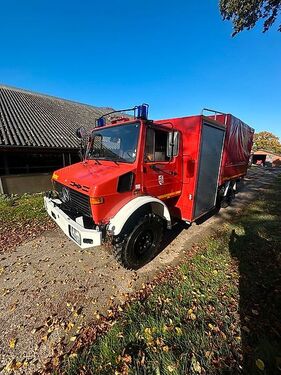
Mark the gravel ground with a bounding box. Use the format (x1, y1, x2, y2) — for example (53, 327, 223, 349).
(0, 168, 279, 374)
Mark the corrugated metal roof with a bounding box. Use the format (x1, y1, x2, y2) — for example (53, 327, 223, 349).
(0, 85, 114, 149)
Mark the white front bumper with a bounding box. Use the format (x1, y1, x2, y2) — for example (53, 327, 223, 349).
(44, 197, 102, 249)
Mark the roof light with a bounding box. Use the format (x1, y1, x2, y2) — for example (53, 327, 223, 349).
(96, 118, 105, 127)
(136, 104, 149, 120)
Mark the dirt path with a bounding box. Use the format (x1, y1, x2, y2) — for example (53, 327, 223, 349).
(0, 168, 279, 374)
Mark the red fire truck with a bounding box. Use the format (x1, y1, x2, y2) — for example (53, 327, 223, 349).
(44, 105, 254, 269)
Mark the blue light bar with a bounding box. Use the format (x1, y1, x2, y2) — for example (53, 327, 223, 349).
(136, 104, 149, 119)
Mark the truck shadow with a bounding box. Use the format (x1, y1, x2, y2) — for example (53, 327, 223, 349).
(156, 221, 190, 255)
(227, 219, 281, 374)
(154, 206, 221, 261)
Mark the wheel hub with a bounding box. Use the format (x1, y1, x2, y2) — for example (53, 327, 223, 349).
(135, 230, 153, 254)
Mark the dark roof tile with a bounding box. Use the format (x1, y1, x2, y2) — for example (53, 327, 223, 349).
(0, 85, 113, 149)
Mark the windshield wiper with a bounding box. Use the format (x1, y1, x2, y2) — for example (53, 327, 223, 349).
(92, 155, 128, 163)
(87, 156, 101, 164)
(112, 156, 127, 163)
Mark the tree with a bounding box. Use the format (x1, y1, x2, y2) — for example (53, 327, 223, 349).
(220, 0, 281, 35)
(253, 131, 281, 154)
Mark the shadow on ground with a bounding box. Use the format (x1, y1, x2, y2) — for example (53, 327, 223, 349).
(228, 177, 281, 374)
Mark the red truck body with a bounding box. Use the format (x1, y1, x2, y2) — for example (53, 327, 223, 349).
(153, 113, 254, 222)
(45, 108, 254, 268)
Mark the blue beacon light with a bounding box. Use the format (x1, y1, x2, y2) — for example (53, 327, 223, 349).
(136, 104, 149, 120)
(96, 117, 105, 127)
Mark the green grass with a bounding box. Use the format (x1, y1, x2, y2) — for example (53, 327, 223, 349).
(0, 193, 47, 223)
(61, 176, 281, 375)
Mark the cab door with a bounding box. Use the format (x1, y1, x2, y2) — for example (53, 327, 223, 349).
(142, 126, 182, 200)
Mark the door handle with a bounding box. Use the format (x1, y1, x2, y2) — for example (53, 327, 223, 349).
(150, 165, 177, 175)
(150, 164, 158, 171)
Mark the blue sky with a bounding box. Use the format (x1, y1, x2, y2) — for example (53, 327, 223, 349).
(0, 0, 280, 138)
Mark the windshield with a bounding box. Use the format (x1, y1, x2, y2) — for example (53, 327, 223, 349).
(87, 122, 140, 163)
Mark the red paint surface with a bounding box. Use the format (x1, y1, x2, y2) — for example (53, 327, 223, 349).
(53, 113, 254, 225)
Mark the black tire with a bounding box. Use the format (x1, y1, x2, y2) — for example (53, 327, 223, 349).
(235, 178, 244, 193)
(216, 181, 235, 209)
(227, 187, 235, 205)
(112, 213, 164, 270)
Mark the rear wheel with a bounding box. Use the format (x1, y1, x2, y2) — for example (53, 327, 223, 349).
(216, 180, 236, 209)
(112, 213, 164, 270)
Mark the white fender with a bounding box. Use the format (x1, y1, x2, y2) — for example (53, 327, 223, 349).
(108, 196, 171, 236)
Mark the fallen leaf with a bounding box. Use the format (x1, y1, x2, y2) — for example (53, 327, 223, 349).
(205, 351, 213, 359)
(5, 359, 22, 371)
(167, 364, 175, 372)
(9, 338, 17, 349)
(122, 354, 132, 364)
(66, 321, 74, 331)
(175, 327, 183, 336)
(144, 327, 152, 335)
(192, 355, 202, 373)
(190, 313, 197, 321)
(53, 356, 60, 366)
(256, 359, 265, 371)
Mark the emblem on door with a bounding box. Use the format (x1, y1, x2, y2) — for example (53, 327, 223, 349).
(158, 175, 164, 185)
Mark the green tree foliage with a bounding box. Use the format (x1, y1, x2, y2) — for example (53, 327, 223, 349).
(220, 0, 281, 35)
(253, 131, 281, 154)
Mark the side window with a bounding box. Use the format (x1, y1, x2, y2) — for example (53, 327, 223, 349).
(145, 128, 155, 161)
(145, 128, 179, 162)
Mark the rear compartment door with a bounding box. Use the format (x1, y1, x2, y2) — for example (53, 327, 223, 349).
(193, 122, 225, 219)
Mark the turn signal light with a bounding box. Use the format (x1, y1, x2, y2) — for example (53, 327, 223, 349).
(90, 197, 104, 205)
(52, 173, 59, 180)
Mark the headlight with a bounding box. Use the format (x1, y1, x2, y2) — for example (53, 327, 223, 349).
(69, 226, 81, 245)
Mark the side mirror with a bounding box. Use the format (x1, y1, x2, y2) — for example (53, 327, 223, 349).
(76, 126, 86, 139)
(167, 131, 179, 158)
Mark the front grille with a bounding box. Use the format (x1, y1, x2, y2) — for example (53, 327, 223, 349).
(69, 189, 91, 216)
(54, 182, 91, 217)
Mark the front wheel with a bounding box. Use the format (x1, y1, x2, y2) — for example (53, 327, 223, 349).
(112, 213, 164, 270)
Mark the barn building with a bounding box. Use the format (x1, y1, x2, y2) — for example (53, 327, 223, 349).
(0, 85, 111, 194)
